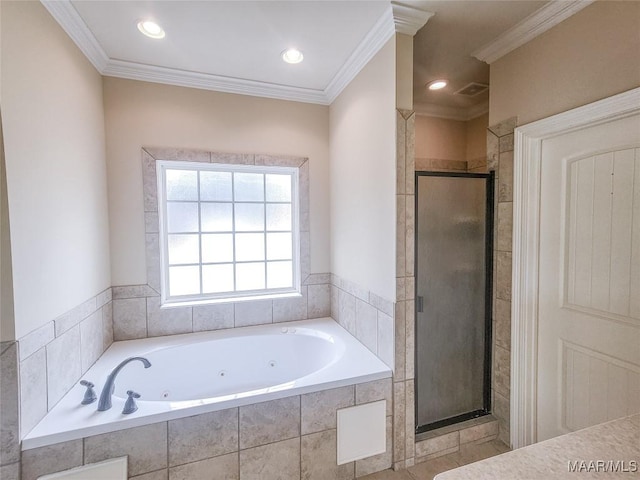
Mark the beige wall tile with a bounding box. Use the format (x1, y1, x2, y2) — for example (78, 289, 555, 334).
(301, 429, 353, 480)
(80, 310, 104, 373)
(307, 284, 331, 318)
(169, 453, 238, 480)
(494, 299, 511, 350)
(102, 301, 114, 351)
(132, 469, 169, 480)
(147, 297, 192, 337)
(415, 431, 459, 458)
(377, 311, 394, 369)
(338, 290, 356, 336)
(21, 440, 82, 480)
(192, 303, 234, 332)
(356, 378, 393, 416)
(301, 385, 354, 435)
(356, 299, 378, 354)
(393, 382, 406, 462)
(0, 463, 19, 480)
(85, 423, 167, 477)
(493, 345, 511, 398)
(240, 396, 300, 449)
(234, 299, 272, 327)
(113, 298, 147, 340)
(496, 202, 513, 252)
(19, 347, 47, 435)
(273, 287, 308, 323)
(240, 438, 300, 480)
(17, 322, 54, 362)
(495, 252, 512, 302)
(498, 151, 514, 202)
(0, 343, 19, 466)
(168, 409, 237, 466)
(459, 420, 499, 445)
(46, 325, 81, 408)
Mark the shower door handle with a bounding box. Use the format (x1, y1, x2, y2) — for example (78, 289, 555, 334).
(417, 296, 424, 313)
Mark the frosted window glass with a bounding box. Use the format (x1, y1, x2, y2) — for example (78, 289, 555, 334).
(236, 262, 265, 291)
(235, 204, 265, 231)
(200, 171, 232, 201)
(169, 266, 200, 296)
(267, 261, 293, 289)
(202, 234, 233, 263)
(166, 170, 198, 201)
(167, 202, 199, 233)
(201, 203, 232, 232)
(267, 232, 292, 260)
(234, 173, 264, 201)
(266, 204, 291, 231)
(202, 264, 234, 293)
(266, 174, 291, 202)
(235, 233, 265, 262)
(168, 234, 199, 265)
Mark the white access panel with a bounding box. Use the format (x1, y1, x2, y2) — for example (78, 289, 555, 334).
(336, 400, 386, 464)
(38, 457, 127, 480)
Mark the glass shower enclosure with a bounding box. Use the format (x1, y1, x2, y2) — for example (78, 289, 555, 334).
(415, 172, 494, 433)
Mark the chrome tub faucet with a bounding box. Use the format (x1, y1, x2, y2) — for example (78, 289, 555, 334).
(97, 356, 151, 411)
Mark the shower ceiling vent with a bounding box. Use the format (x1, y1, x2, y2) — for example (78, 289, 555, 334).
(454, 82, 489, 97)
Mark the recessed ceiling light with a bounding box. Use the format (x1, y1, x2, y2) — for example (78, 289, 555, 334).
(137, 20, 165, 39)
(281, 48, 304, 64)
(428, 80, 448, 91)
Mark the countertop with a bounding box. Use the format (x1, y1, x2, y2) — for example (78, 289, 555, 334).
(434, 414, 639, 479)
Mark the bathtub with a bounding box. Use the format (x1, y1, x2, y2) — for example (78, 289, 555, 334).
(23, 317, 392, 450)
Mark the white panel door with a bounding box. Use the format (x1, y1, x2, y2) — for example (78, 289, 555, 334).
(537, 112, 640, 441)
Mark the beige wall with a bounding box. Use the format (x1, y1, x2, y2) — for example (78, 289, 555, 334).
(466, 113, 489, 162)
(1, 1, 111, 339)
(415, 115, 467, 161)
(0, 110, 15, 342)
(103, 78, 330, 286)
(490, 1, 640, 126)
(329, 38, 396, 300)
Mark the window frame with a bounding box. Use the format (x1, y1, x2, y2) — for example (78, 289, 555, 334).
(156, 160, 301, 307)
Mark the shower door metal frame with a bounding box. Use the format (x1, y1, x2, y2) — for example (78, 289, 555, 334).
(414, 171, 495, 434)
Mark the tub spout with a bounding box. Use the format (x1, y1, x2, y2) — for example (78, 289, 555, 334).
(97, 356, 151, 412)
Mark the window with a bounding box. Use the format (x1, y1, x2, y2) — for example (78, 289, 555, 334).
(157, 160, 300, 305)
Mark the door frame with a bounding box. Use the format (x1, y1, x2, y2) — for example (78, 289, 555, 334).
(511, 87, 640, 449)
(413, 171, 495, 434)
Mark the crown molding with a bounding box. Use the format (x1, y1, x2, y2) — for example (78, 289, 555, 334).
(472, 0, 595, 64)
(103, 60, 329, 105)
(41, 0, 428, 106)
(391, 2, 435, 36)
(41, 0, 109, 72)
(324, 7, 396, 104)
(415, 100, 489, 121)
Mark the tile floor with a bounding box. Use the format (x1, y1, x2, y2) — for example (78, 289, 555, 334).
(361, 440, 510, 480)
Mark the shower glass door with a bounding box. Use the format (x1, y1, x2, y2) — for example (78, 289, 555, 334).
(415, 172, 493, 433)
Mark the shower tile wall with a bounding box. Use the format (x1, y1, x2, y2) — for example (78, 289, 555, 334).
(19, 378, 393, 480)
(487, 117, 517, 446)
(394, 109, 416, 470)
(16, 289, 113, 440)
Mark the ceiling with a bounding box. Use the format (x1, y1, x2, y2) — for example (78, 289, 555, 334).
(44, 0, 591, 118)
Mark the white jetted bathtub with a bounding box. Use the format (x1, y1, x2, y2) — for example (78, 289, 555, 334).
(23, 317, 391, 450)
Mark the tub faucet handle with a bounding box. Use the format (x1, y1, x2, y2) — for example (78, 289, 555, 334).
(79, 380, 97, 405)
(122, 390, 141, 415)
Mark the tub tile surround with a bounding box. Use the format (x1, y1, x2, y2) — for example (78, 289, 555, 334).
(329, 274, 395, 370)
(20, 379, 393, 480)
(487, 117, 517, 446)
(16, 288, 114, 438)
(112, 147, 332, 342)
(0, 341, 20, 479)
